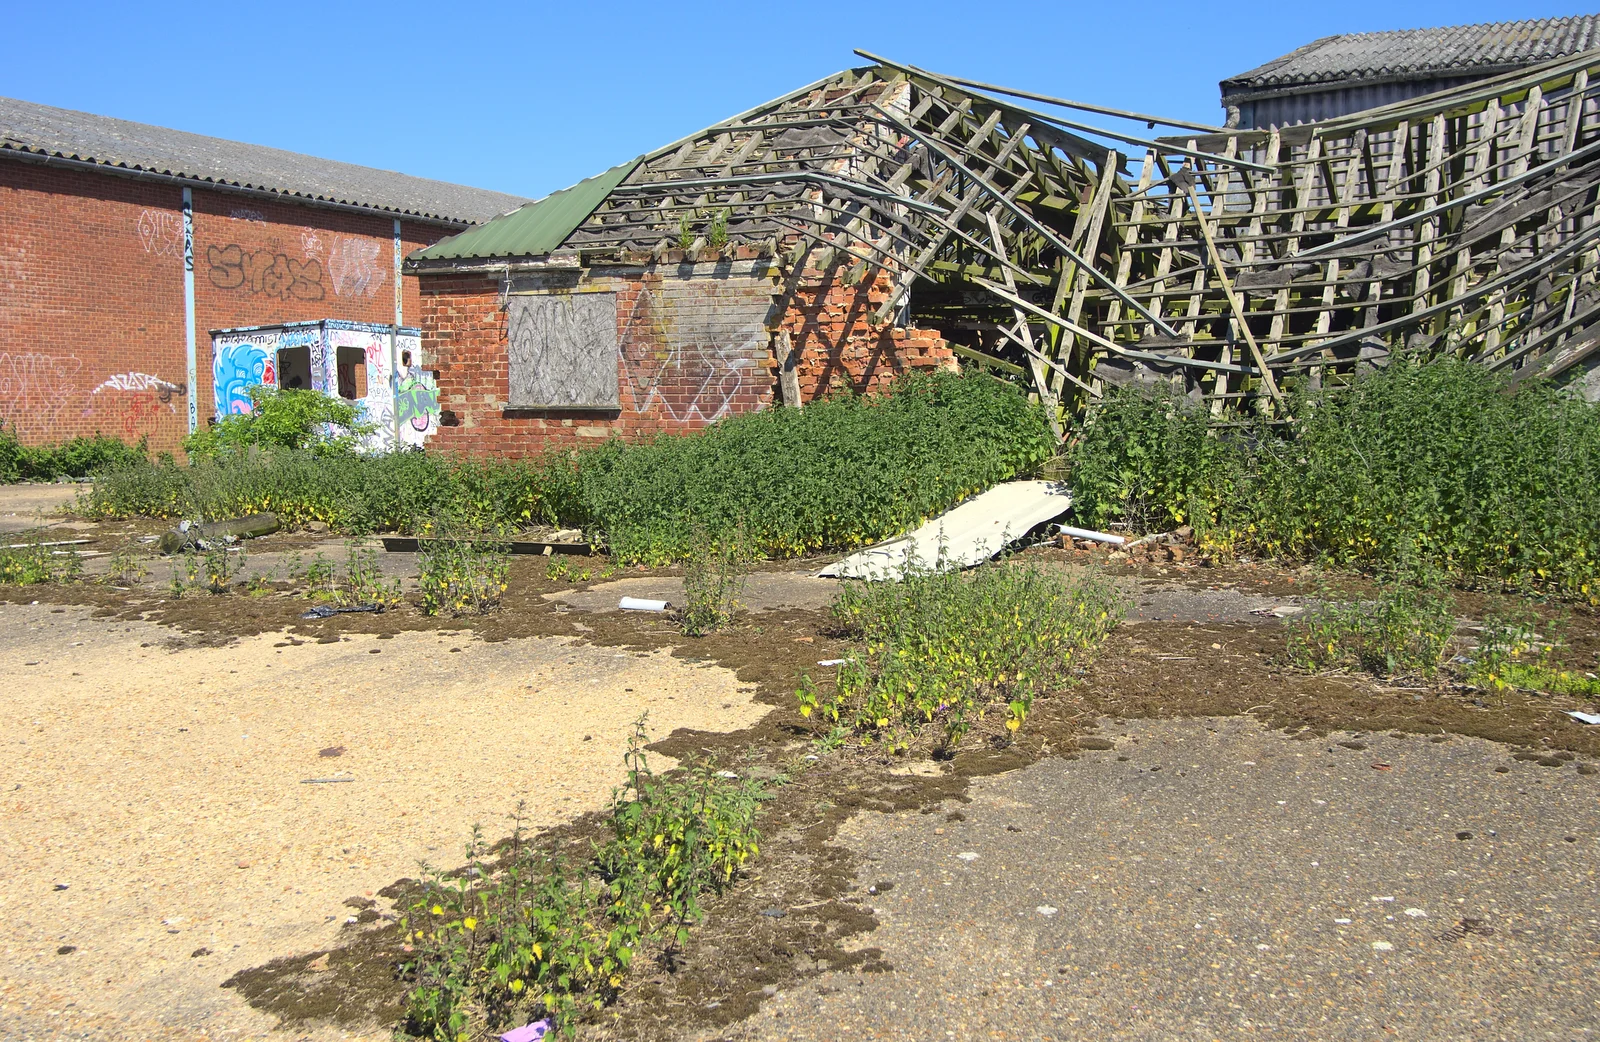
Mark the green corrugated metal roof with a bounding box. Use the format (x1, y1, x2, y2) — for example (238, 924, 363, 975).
(408, 157, 641, 262)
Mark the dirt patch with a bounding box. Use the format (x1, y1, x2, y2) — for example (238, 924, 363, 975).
(4, 535, 1597, 1041)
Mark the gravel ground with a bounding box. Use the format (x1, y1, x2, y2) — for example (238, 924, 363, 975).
(718, 717, 1599, 1041)
(0, 484, 87, 535)
(0, 603, 767, 1041)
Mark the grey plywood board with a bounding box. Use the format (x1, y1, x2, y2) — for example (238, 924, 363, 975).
(506, 293, 620, 409)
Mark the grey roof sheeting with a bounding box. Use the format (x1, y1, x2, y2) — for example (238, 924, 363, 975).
(1222, 15, 1600, 98)
(0, 96, 528, 226)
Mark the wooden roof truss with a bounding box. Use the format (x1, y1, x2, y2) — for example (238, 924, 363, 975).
(563, 49, 1600, 423)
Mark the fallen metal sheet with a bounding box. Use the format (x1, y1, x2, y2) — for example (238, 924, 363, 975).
(818, 480, 1071, 580)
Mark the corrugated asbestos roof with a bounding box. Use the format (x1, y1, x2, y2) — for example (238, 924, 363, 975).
(0, 95, 528, 225)
(408, 158, 642, 262)
(1222, 15, 1600, 94)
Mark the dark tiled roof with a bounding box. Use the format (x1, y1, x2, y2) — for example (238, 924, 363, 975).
(1222, 16, 1600, 94)
(0, 96, 528, 225)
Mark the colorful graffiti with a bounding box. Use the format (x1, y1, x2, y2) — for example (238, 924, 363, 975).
(212, 337, 277, 416)
(205, 244, 325, 301)
(210, 324, 437, 450)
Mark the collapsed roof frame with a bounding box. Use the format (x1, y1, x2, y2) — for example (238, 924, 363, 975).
(558, 47, 1600, 432)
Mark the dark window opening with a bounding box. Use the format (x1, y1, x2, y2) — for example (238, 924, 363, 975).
(277, 346, 312, 391)
(336, 346, 368, 400)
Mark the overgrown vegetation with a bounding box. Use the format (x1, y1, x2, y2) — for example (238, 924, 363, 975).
(86, 372, 1052, 563)
(183, 386, 372, 460)
(0, 541, 82, 584)
(0, 422, 145, 482)
(1068, 359, 1600, 603)
(418, 536, 510, 616)
(399, 722, 764, 1039)
(677, 525, 750, 636)
(799, 558, 1126, 753)
(1285, 584, 1457, 679)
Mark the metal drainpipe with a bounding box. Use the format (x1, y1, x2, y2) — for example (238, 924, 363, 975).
(392, 218, 403, 449)
(182, 187, 198, 434)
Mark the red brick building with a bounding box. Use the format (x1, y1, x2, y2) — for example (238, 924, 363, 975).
(0, 96, 525, 455)
(407, 121, 960, 458)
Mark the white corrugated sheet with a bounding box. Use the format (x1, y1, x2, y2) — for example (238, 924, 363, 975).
(818, 480, 1072, 580)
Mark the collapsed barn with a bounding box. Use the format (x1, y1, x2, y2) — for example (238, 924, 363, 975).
(407, 42, 1600, 452)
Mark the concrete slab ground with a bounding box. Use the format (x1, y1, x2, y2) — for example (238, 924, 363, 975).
(0, 603, 767, 1042)
(723, 717, 1600, 1042)
(0, 484, 88, 534)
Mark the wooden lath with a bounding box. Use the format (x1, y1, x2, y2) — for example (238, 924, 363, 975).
(557, 50, 1600, 430)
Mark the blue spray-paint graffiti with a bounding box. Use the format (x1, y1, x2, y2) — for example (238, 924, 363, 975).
(212, 337, 276, 416)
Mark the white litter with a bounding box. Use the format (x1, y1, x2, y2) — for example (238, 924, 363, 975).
(618, 597, 668, 612)
(1057, 524, 1123, 546)
(1404, 908, 1428, 918)
(1036, 905, 1058, 915)
(819, 480, 1072, 579)
(1334, 918, 1352, 924)
(956, 851, 980, 861)
(1371, 941, 1394, 951)
(817, 658, 847, 666)
(714, 770, 739, 780)
(1565, 710, 1600, 725)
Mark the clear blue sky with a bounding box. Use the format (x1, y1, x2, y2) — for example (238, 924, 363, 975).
(4, 1, 1591, 202)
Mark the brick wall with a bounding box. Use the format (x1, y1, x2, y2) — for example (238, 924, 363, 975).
(418, 255, 956, 458)
(780, 264, 958, 400)
(0, 159, 453, 454)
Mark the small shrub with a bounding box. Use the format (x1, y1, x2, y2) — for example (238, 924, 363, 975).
(0, 421, 145, 482)
(1464, 611, 1600, 697)
(808, 559, 1126, 753)
(98, 544, 150, 586)
(183, 386, 372, 460)
(399, 721, 764, 1039)
(1068, 358, 1600, 602)
(1286, 585, 1456, 679)
(678, 525, 750, 636)
(419, 537, 510, 616)
(0, 541, 81, 584)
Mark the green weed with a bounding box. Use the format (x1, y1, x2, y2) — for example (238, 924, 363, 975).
(678, 525, 750, 636)
(1286, 585, 1456, 679)
(0, 420, 145, 482)
(419, 537, 510, 616)
(399, 721, 763, 1039)
(808, 559, 1126, 753)
(1068, 358, 1600, 602)
(85, 372, 1052, 563)
(0, 541, 81, 584)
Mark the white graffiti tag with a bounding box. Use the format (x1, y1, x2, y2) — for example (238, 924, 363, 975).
(0, 352, 84, 428)
(93, 372, 185, 403)
(136, 210, 183, 257)
(326, 237, 386, 298)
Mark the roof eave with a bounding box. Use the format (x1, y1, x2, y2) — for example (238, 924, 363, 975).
(0, 142, 485, 228)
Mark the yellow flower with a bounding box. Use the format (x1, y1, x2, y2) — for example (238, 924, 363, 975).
(463, 917, 477, 931)
(431, 904, 444, 915)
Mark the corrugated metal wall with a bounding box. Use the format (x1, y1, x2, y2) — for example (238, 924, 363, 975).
(1231, 76, 1484, 128)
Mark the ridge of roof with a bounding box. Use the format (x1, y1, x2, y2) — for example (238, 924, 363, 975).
(0, 95, 529, 226)
(1222, 15, 1600, 93)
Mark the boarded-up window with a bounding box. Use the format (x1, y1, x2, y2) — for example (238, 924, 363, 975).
(506, 293, 620, 409)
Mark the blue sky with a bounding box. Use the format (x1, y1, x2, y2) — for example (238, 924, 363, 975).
(4, 1, 1590, 201)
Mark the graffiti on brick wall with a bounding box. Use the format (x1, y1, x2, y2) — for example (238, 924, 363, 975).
(619, 285, 768, 423)
(212, 336, 277, 416)
(206, 244, 325, 301)
(326, 237, 387, 298)
(91, 373, 186, 437)
(136, 210, 184, 257)
(229, 208, 266, 222)
(0, 352, 84, 429)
